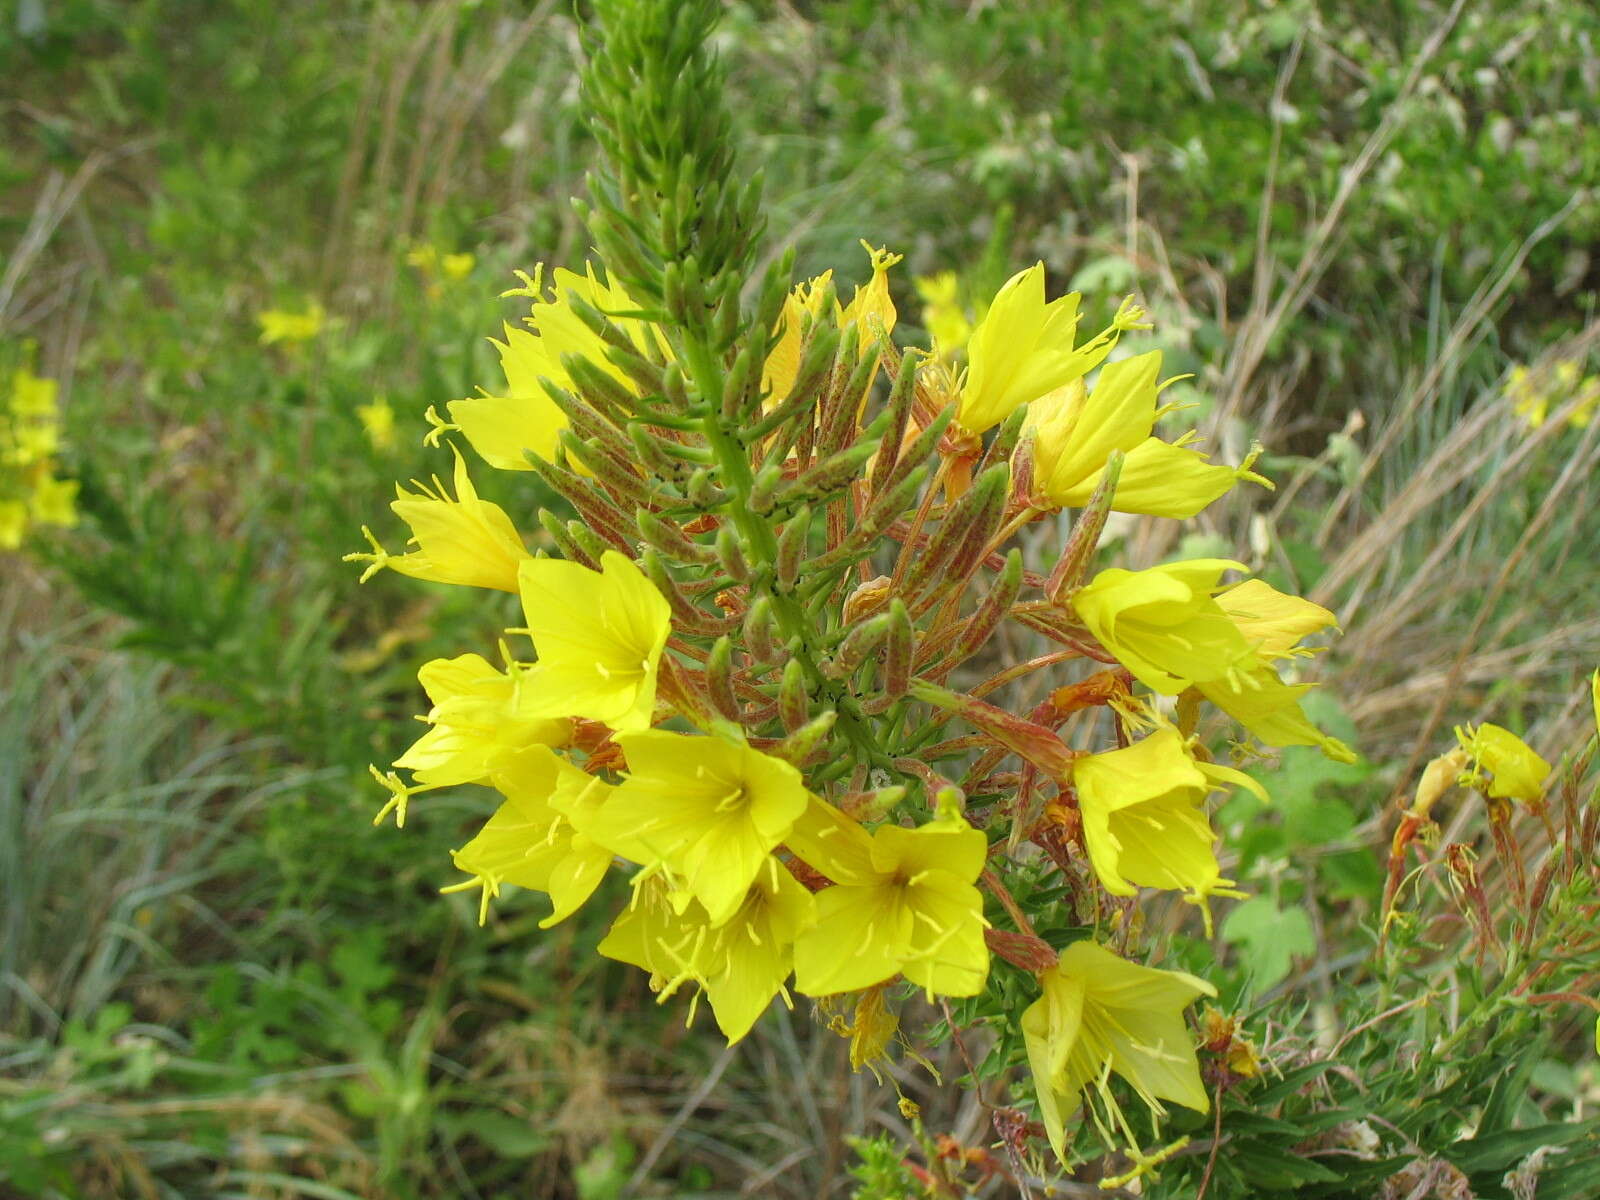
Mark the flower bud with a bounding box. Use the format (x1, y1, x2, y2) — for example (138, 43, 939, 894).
(775, 505, 811, 590)
(705, 635, 739, 720)
(773, 709, 837, 767)
(742, 594, 782, 662)
(825, 613, 892, 681)
(636, 509, 717, 565)
(883, 599, 914, 699)
(714, 524, 750, 582)
(779, 656, 810, 732)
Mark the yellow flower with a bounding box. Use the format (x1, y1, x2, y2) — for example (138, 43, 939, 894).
(9, 367, 57, 416)
(514, 549, 671, 732)
(1571, 375, 1600, 428)
(345, 447, 531, 591)
(1196, 667, 1356, 762)
(1023, 941, 1214, 1163)
(0, 499, 26, 549)
(1071, 559, 1254, 694)
(1027, 350, 1261, 518)
(442, 252, 475, 281)
(257, 302, 325, 345)
(790, 801, 989, 999)
(357, 398, 397, 451)
(29, 474, 78, 527)
(837, 242, 902, 347)
(447, 264, 662, 472)
(600, 859, 816, 1043)
(441, 744, 615, 927)
(1455, 722, 1550, 804)
(1214, 578, 1336, 660)
(915, 271, 972, 361)
(392, 653, 571, 788)
(1591, 668, 1598, 737)
(1072, 728, 1256, 902)
(958, 264, 1143, 436)
(594, 730, 809, 924)
(762, 243, 900, 408)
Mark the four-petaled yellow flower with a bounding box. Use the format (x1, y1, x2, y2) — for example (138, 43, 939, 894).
(345, 447, 531, 591)
(1455, 722, 1551, 805)
(442, 744, 615, 927)
(514, 549, 672, 732)
(599, 858, 816, 1044)
(790, 800, 990, 999)
(1023, 940, 1214, 1164)
(1027, 350, 1265, 518)
(392, 653, 571, 788)
(596, 730, 809, 924)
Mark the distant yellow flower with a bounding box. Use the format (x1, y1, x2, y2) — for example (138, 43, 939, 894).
(1072, 728, 1251, 903)
(392, 653, 571, 788)
(357, 398, 397, 451)
(1214, 578, 1337, 660)
(514, 549, 671, 732)
(1027, 350, 1264, 518)
(599, 859, 816, 1044)
(595, 730, 809, 924)
(1591, 668, 1599, 737)
(0, 499, 26, 549)
(1571, 375, 1600, 428)
(1071, 559, 1254, 694)
(790, 801, 990, 999)
(28, 474, 78, 527)
(345, 447, 531, 591)
(9, 367, 57, 416)
(1024, 941, 1214, 1163)
(441, 252, 475, 281)
(915, 271, 972, 361)
(257, 302, 325, 345)
(1455, 722, 1550, 804)
(441, 744, 614, 927)
(959, 264, 1144, 436)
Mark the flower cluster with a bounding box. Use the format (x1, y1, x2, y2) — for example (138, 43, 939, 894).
(1506, 358, 1600, 430)
(350, 249, 1357, 1166)
(0, 358, 77, 549)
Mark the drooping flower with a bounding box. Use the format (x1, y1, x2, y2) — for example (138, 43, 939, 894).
(958, 264, 1143, 436)
(1071, 559, 1255, 694)
(1023, 940, 1214, 1163)
(599, 859, 816, 1044)
(441, 744, 615, 927)
(790, 800, 989, 999)
(593, 730, 809, 924)
(1071, 727, 1259, 903)
(345, 447, 531, 591)
(392, 653, 571, 788)
(514, 549, 671, 732)
(1455, 722, 1551, 804)
(1027, 350, 1263, 518)
(1196, 667, 1356, 763)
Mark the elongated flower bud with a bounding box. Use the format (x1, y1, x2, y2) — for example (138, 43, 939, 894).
(778, 438, 880, 508)
(637, 509, 716, 565)
(742, 593, 781, 661)
(901, 463, 1007, 603)
(748, 462, 784, 515)
(941, 549, 1022, 672)
(779, 656, 810, 732)
(806, 465, 929, 578)
(705, 635, 739, 720)
(687, 467, 729, 509)
(1048, 449, 1123, 601)
(825, 613, 892, 681)
(773, 709, 837, 767)
(875, 403, 954, 500)
(641, 547, 736, 636)
(869, 351, 921, 494)
(538, 508, 599, 568)
(910, 680, 1078, 776)
(721, 340, 760, 422)
(714, 523, 750, 582)
(883, 599, 914, 698)
(775, 506, 812, 591)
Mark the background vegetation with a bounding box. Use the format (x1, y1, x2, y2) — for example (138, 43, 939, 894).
(2, 0, 1597, 1195)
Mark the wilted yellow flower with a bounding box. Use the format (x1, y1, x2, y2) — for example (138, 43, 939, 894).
(1072, 559, 1254, 694)
(1024, 941, 1214, 1163)
(357, 398, 397, 451)
(790, 800, 989, 999)
(595, 730, 809, 924)
(1455, 722, 1550, 804)
(599, 858, 816, 1044)
(959, 264, 1144, 436)
(1214, 578, 1337, 660)
(257, 302, 325, 345)
(1071, 727, 1260, 903)
(1027, 350, 1263, 518)
(345, 447, 531, 591)
(441, 744, 614, 927)
(514, 549, 671, 732)
(392, 653, 571, 788)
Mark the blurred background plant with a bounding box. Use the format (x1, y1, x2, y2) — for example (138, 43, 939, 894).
(1, 0, 1597, 1195)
